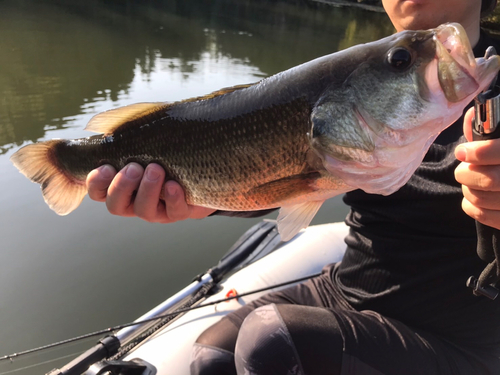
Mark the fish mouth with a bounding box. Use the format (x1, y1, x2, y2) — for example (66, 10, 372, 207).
(434, 23, 500, 102)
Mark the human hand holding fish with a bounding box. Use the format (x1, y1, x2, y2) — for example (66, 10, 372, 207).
(11, 23, 500, 241)
(86, 162, 215, 222)
(455, 107, 500, 230)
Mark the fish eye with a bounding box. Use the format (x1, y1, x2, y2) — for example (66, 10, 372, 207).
(387, 48, 413, 70)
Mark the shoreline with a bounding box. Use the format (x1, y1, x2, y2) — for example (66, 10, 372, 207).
(312, 0, 500, 31)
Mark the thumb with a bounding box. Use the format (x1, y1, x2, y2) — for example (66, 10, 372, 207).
(463, 107, 475, 142)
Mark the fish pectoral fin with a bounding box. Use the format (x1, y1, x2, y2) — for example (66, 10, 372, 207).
(277, 200, 324, 242)
(247, 172, 322, 206)
(246, 173, 326, 241)
(85, 102, 168, 134)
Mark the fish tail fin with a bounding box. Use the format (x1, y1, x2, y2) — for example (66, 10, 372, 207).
(10, 140, 87, 215)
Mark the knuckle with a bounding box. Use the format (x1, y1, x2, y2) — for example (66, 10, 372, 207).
(106, 203, 123, 216)
(462, 197, 478, 219)
(139, 215, 156, 223)
(466, 193, 482, 206)
(467, 190, 500, 211)
(114, 177, 135, 193)
(463, 187, 485, 207)
(145, 164, 165, 181)
(477, 173, 499, 190)
(141, 177, 163, 195)
(87, 182, 106, 201)
(464, 200, 494, 226)
(454, 163, 468, 183)
(472, 145, 489, 161)
(167, 203, 189, 222)
(167, 211, 186, 222)
(88, 191, 107, 202)
(474, 141, 500, 161)
(475, 210, 496, 228)
(86, 177, 109, 202)
(111, 176, 141, 200)
(134, 207, 154, 222)
(106, 194, 134, 216)
(474, 195, 488, 208)
(492, 169, 500, 188)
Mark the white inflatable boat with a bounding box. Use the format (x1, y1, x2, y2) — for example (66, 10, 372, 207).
(49, 220, 348, 375)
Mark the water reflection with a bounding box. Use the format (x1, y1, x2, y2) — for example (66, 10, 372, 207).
(0, 0, 393, 153)
(0, 1, 392, 373)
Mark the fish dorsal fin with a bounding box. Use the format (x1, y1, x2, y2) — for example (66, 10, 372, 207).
(85, 102, 168, 134)
(277, 200, 324, 241)
(180, 83, 257, 103)
(84, 84, 256, 134)
(206, 83, 255, 97)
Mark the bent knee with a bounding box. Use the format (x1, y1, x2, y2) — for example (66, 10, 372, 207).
(190, 343, 235, 375)
(190, 316, 241, 375)
(235, 304, 305, 374)
(235, 304, 344, 375)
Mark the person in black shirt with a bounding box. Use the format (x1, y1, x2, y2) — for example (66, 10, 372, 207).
(87, 0, 500, 374)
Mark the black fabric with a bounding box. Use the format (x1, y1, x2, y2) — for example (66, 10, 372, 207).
(196, 315, 241, 353)
(276, 304, 343, 375)
(194, 270, 500, 374)
(190, 344, 236, 375)
(233, 304, 307, 375)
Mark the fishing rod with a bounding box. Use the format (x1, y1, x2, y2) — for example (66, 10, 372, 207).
(467, 46, 500, 299)
(0, 273, 320, 374)
(0, 219, 284, 375)
(0, 273, 318, 363)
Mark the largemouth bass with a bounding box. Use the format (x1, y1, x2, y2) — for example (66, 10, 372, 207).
(11, 23, 500, 241)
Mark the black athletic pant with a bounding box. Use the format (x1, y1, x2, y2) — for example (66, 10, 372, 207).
(190, 265, 500, 374)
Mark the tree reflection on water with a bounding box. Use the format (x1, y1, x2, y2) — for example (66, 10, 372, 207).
(0, 0, 393, 154)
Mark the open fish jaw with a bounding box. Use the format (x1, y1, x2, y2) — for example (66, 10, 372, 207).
(434, 23, 500, 103)
(435, 23, 475, 70)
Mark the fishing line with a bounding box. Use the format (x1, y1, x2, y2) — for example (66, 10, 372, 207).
(0, 272, 319, 363)
(0, 351, 84, 375)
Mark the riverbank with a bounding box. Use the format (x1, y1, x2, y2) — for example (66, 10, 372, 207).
(312, 0, 383, 12)
(483, 9, 500, 32)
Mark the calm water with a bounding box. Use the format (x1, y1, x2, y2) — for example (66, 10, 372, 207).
(0, 1, 392, 373)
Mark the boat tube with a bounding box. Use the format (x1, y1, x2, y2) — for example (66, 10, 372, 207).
(48, 220, 348, 375)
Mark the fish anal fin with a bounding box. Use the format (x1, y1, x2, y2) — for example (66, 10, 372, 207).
(277, 201, 325, 242)
(85, 102, 168, 134)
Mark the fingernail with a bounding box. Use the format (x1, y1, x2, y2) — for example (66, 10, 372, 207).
(455, 145, 467, 161)
(99, 165, 113, 179)
(166, 182, 177, 196)
(145, 166, 160, 182)
(125, 163, 141, 179)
